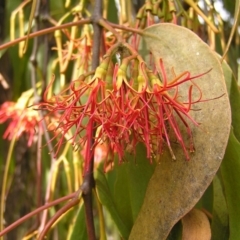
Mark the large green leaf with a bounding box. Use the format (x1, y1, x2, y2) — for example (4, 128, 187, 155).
(211, 175, 229, 240)
(95, 166, 129, 239)
(222, 60, 240, 141)
(166, 221, 182, 240)
(221, 130, 240, 240)
(196, 181, 213, 214)
(209, 55, 239, 240)
(113, 146, 156, 226)
(69, 203, 87, 240)
(129, 23, 231, 240)
(96, 144, 156, 239)
(107, 0, 118, 23)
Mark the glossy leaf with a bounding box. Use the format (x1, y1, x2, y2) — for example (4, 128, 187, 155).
(197, 182, 213, 214)
(106, 0, 118, 23)
(113, 147, 156, 225)
(69, 204, 87, 240)
(221, 130, 240, 240)
(211, 175, 229, 240)
(95, 166, 129, 239)
(222, 59, 240, 141)
(166, 221, 182, 240)
(96, 144, 156, 239)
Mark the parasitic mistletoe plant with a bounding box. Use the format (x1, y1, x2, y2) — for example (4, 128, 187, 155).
(0, 0, 238, 239)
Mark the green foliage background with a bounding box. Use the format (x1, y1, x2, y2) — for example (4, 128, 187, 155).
(0, 0, 239, 239)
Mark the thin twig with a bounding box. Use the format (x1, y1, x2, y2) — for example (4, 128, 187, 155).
(38, 197, 81, 240)
(0, 18, 91, 51)
(0, 193, 76, 237)
(106, 21, 144, 35)
(28, 1, 58, 235)
(36, 128, 43, 224)
(29, 0, 46, 232)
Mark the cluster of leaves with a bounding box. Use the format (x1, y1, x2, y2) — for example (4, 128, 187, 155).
(0, 0, 239, 240)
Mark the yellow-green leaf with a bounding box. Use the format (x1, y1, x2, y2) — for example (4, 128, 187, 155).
(221, 130, 240, 240)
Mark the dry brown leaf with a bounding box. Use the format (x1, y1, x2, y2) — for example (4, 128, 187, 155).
(181, 208, 211, 240)
(129, 23, 231, 240)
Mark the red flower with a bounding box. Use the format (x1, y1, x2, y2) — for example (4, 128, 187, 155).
(39, 55, 208, 170)
(0, 101, 41, 146)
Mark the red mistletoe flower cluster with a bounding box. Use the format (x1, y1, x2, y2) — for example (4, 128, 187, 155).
(0, 101, 41, 146)
(39, 46, 208, 170)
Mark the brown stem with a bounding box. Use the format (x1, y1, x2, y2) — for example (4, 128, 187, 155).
(81, 171, 96, 240)
(29, 0, 42, 232)
(81, 1, 103, 240)
(29, 1, 55, 233)
(40, 0, 51, 97)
